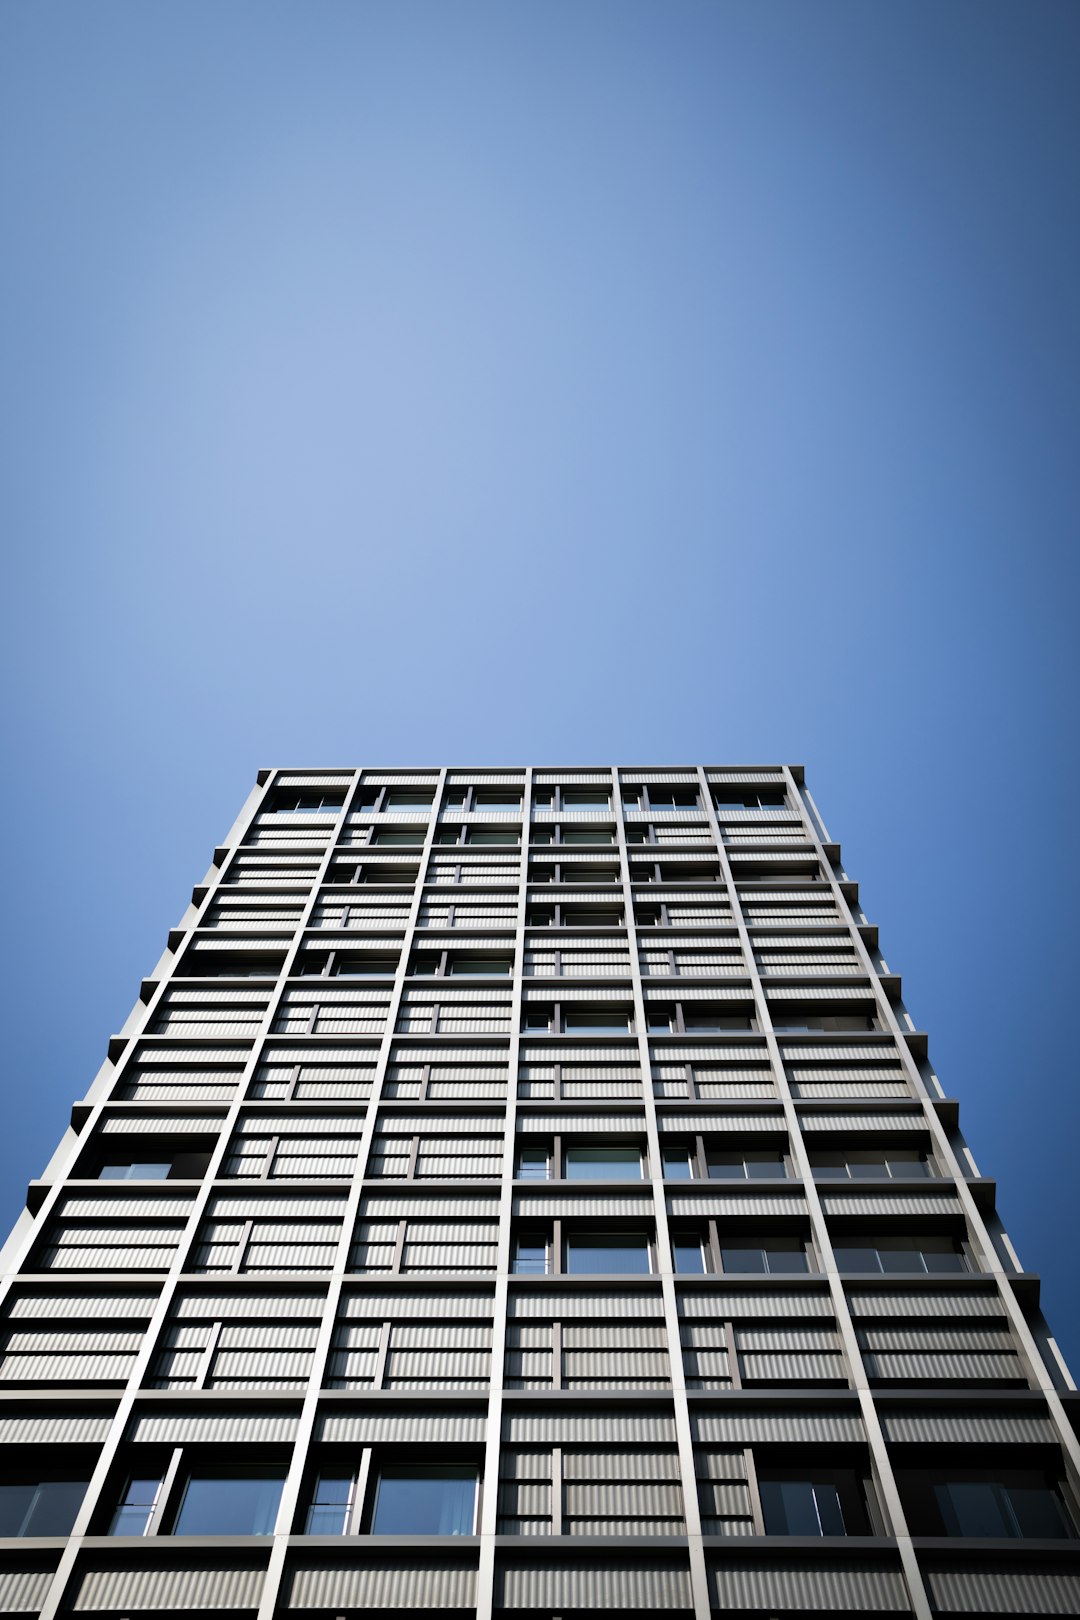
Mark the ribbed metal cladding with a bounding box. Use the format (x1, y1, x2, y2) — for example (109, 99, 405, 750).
(0, 1568, 54, 1611)
(286, 1563, 478, 1608)
(926, 1564, 1080, 1613)
(707, 1560, 910, 1610)
(497, 1562, 692, 1607)
(5, 763, 1080, 1620)
(71, 1564, 266, 1609)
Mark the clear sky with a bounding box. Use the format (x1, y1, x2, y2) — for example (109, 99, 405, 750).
(2, 2, 1078, 1359)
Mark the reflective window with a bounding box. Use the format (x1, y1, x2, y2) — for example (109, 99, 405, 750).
(0, 1480, 86, 1538)
(473, 794, 522, 812)
(707, 1153, 787, 1180)
(99, 1162, 171, 1181)
(565, 1233, 651, 1275)
(109, 1476, 162, 1536)
(305, 1473, 355, 1535)
(173, 1474, 284, 1536)
(449, 958, 512, 976)
(832, 1241, 968, 1274)
(516, 1148, 550, 1181)
(720, 1242, 808, 1275)
(760, 1479, 846, 1536)
(564, 1146, 642, 1181)
(466, 829, 518, 845)
(563, 1012, 631, 1034)
(673, 1235, 707, 1273)
(661, 1148, 693, 1181)
(513, 1233, 550, 1275)
(371, 1467, 477, 1535)
(384, 792, 434, 809)
(562, 791, 610, 810)
(934, 1480, 1072, 1539)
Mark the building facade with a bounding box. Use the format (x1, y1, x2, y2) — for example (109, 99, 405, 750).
(0, 763, 1077, 1619)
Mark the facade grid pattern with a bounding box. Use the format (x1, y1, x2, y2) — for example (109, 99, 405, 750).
(0, 763, 1078, 1619)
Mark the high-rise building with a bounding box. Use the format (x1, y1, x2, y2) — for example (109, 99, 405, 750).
(1, 764, 1077, 1620)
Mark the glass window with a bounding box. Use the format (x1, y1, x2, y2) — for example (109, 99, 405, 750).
(523, 1011, 552, 1031)
(109, 1476, 162, 1536)
(565, 1232, 651, 1275)
(648, 789, 698, 809)
(0, 1480, 86, 1537)
(760, 1479, 846, 1536)
(564, 1146, 642, 1181)
(661, 1148, 693, 1181)
(673, 1235, 707, 1273)
(334, 957, 397, 976)
(372, 830, 423, 846)
(516, 1147, 550, 1181)
(271, 794, 342, 814)
(684, 1013, 754, 1032)
(371, 1467, 477, 1535)
(562, 867, 619, 883)
(449, 958, 512, 976)
(173, 1474, 284, 1536)
(305, 1472, 354, 1535)
(564, 908, 622, 927)
(933, 1479, 1072, 1540)
(561, 829, 613, 845)
(466, 829, 518, 845)
(383, 792, 433, 809)
(707, 1153, 786, 1180)
(512, 1233, 550, 1274)
(473, 794, 522, 812)
(563, 1012, 631, 1034)
(99, 1162, 171, 1181)
(721, 1242, 808, 1275)
(562, 791, 610, 810)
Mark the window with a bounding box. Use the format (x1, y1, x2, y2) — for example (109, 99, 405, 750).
(99, 1162, 172, 1181)
(448, 957, 512, 976)
(173, 1473, 284, 1536)
(473, 793, 521, 812)
(0, 1479, 86, 1537)
(563, 1011, 631, 1034)
(673, 1233, 707, 1273)
(372, 829, 423, 846)
(759, 1479, 846, 1536)
(934, 1480, 1072, 1539)
(707, 1151, 787, 1180)
(383, 791, 434, 809)
(771, 1014, 879, 1033)
(564, 1146, 643, 1181)
(513, 1232, 551, 1274)
(646, 789, 699, 810)
(565, 1232, 651, 1275)
(564, 907, 622, 927)
(560, 828, 614, 845)
(661, 1147, 693, 1181)
(269, 793, 343, 814)
(109, 1475, 163, 1535)
(466, 828, 518, 845)
(371, 1466, 477, 1535)
(812, 1151, 930, 1180)
(832, 1238, 968, 1274)
(714, 792, 785, 811)
(719, 1240, 809, 1274)
(516, 1147, 551, 1181)
(334, 956, 397, 977)
(305, 1472, 356, 1535)
(562, 790, 610, 810)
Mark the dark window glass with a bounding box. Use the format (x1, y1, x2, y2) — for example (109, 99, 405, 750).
(383, 792, 433, 809)
(565, 1233, 651, 1275)
(562, 791, 610, 810)
(721, 1243, 808, 1275)
(473, 794, 522, 812)
(662, 1149, 693, 1181)
(516, 1148, 550, 1181)
(563, 1012, 630, 1034)
(760, 1479, 846, 1536)
(371, 1467, 477, 1535)
(372, 830, 423, 846)
(467, 829, 518, 845)
(684, 1013, 754, 1032)
(449, 958, 512, 976)
(0, 1480, 86, 1537)
(513, 1234, 549, 1275)
(173, 1474, 284, 1536)
(334, 957, 397, 977)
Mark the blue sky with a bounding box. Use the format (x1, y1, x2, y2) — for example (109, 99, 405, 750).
(2, 1, 1078, 1359)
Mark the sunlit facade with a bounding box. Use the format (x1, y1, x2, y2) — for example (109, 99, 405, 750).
(1, 764, 1077, 1618)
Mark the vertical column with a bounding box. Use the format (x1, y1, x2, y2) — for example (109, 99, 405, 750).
(613, 767, 712, 1620)
(36, 768, 363, 1620)
(476, 767, 533, 1620)
(699, 767, 934, 1619)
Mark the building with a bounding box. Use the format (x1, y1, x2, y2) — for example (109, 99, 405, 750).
(0, 763, 1077, 1620)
